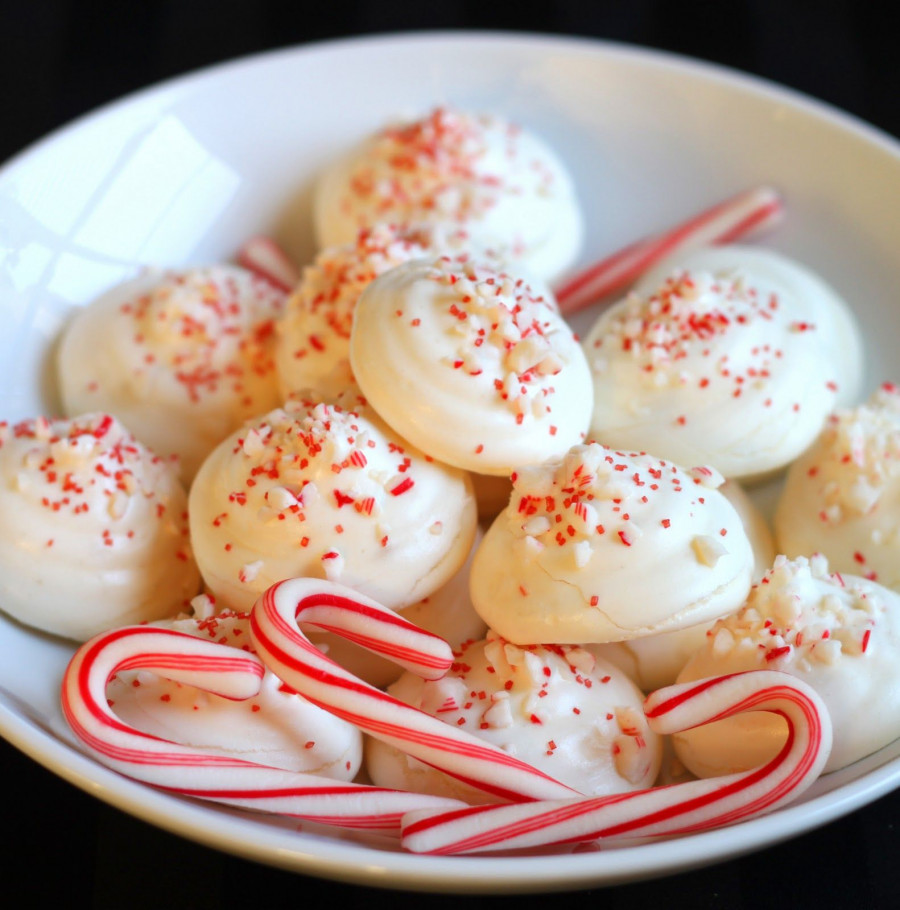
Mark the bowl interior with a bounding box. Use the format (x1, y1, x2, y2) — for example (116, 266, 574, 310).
(2, 32, 900, 892)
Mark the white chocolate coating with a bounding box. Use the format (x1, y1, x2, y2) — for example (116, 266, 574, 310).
(108, 600, 362, 777)
(584, 245, 859, 480)
(365, 632, 662, 804)
(58, 266, 285, 481)
(469, 443, 754, 644)
(314, 107, 583, 281)
(776, 384, 900, 590)
(587, 479, 775, 690)
(350, 256, 593, 475)
(674, 554, 900, 774)
(308, 527, 487, 688)
(189, 395, 477, 612)
(0, 414, 199, 641)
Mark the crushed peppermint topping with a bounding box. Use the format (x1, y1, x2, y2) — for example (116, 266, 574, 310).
(507, 442, 722, 568)
(424, 257, 567, 419)
(704, 554, 878, 668)
(339, 107, 554, 231)
(799, 384, 900, 522)
(116, 266, 284, 407)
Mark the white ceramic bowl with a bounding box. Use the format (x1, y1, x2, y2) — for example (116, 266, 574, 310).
(2, 32, 900, 893)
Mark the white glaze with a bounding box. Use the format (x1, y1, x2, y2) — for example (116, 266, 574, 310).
(313, 107, 583, 281)
(584, 245, 861, 479)
(674, 554, 900, 774)
(776, 384, 900, 590)
(0, 413, 199, 640)
(586, 478, 776, 690)
(58, 265, 285, 481)
(189, 394, 477, 611)
(469, 443, 754, 644)
(350, 255, 592, 475)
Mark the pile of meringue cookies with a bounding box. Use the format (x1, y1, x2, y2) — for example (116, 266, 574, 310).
(3, 106, 900, 841)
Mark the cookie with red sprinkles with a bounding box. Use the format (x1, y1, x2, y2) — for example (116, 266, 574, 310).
(58, 265, 286, 481)
(584, 245, 862, 479)
(313, 107, 583, 282)
(188, 393, 477, 612)
(350, 255, 592, 475)
(0, 413, 199, 640)
(469, 442, 754, 644)
(675, 553, 900, 774)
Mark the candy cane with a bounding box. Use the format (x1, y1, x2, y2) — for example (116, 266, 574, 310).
(400, 670, 831, 854)
(235, 235, 301, 293)
(250, 577, 579, 803)
(555, 186, 784, 315)
(61, 625, 463, 830)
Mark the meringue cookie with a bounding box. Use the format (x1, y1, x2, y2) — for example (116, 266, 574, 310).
(109, 600, 362, 777)
(313, 107, 583, 281)
(674, 554, 900, 774)
(776, 384, 900, 590)
(58, 265, 285, 481)
(276, 222, 518, 401)
(365, 632, 662, 805)
(189, 394, 477, 612)
(584, 245, 859, 480)
(635, 245, 864, 407)
(469, 443, 754, 644)
(0, 413, 199, 640)
(587, 478, 775, 690)
(350, 255, 592, 475)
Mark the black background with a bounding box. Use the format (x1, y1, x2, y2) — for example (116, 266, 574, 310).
(2, 2, 899, 907)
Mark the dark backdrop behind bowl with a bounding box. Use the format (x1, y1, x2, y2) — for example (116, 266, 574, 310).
(1, 3, 900, 909)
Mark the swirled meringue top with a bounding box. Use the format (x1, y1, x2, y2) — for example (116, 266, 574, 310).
(275, 222, 518, 400)
(189, 394, 477, 611)
(675, 554, 900, 773)
(584, 245, 861, 479)
(109, 598, 362, 777)
(0, 413, 199, 640)
(365, 631, 661, 804)
(350, 255, 592, 475)
(776, 383, 900, 589)
(58, 265, 285, 481)
(313, 107, 583, 281)
(469, 442, 754, 644)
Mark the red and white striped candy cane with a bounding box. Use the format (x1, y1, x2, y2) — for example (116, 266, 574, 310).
(61, 625, 463, 830)
(236, 235, 301, 293)
(400, 670, 831, 854)
(554, 186, 784, 315)
(250, 577, 579, 803)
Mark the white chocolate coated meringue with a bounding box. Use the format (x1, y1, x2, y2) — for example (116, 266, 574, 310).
(469, 443, 754, 644)
(584, 245, 860, 480)
(675, 554, 900, 774)
(189, 395, 477, 612)
(0, 414, 199, 641)
(350, 256, 592, 475)
(365, 632, 662, 804)
(58, 266, 285, 481)
(109, 602, 362, 777)
(587, 479, 776, 690)
(313, 107, 583, 281)
(776, 384, 900, 590)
